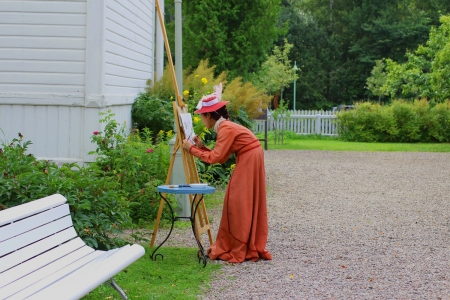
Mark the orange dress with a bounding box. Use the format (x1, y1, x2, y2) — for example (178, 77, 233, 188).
(189, 120, 272, 263)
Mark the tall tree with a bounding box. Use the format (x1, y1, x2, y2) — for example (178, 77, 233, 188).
(164, 0, 286, 80)
(287, 0, 434, 105)
(279, 1, 340, 109)
(252, 39, 298, 105)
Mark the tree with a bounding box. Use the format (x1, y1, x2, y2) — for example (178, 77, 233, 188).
(252, 39, 299, 108)
(365, 59, 388, 102)
(279, 1, 340, 109)
(289, 0, 433, 104)
(164, 0, 286, 80)
(378, 15, 450, 102)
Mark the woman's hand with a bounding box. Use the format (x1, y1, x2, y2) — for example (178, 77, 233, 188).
(182, 139, 193, 151)
(192, 135, 204, 148)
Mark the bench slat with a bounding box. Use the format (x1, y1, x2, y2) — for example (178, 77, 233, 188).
(0, 194, 66, 226)
(0, 237, 86, 289)
(0, 242, 94, 299)
(0, 194, 145, 300)
(0, 215, 73, 257)
(31, 245, 145, 300)
(0, 204, 70, 243)
(0, 227, 77, 273)
(7, 250, 106, 300)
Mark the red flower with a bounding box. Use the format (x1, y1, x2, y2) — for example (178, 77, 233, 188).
(146, 148, 154, 153)
(93, 131, 99, 135)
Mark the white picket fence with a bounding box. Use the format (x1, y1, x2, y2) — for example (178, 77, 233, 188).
(252, 110, 338, 136)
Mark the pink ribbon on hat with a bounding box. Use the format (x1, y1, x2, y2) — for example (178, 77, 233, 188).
(196, 83, 222, 110)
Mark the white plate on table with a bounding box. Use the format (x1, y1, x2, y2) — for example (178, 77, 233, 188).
(190, 183, 208, 188)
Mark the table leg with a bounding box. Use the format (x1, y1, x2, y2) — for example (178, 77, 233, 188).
(190, 194, 207, 267)
(150, 193, 175, 261)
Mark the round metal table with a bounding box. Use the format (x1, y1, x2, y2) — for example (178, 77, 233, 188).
(150, 185, 215, 267)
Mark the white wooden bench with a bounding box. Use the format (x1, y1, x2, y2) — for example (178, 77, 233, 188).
(0, 194, 145, 300)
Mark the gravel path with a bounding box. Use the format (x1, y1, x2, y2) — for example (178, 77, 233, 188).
(198, 150, 450, 299)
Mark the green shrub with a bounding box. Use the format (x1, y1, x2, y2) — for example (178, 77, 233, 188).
(89, 111, 176, 224)
(428, 101, 450, 141)
(0, 134, 130, 250)
(337, 99, 450, 143)
(131, 93, 174, 139)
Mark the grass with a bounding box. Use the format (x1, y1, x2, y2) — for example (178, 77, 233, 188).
(260, 133, 450, 152)
(82, 189, 225, 300)
(82, 246, 222, 300)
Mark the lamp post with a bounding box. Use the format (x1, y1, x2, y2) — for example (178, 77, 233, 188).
(293, 61, 298, 111)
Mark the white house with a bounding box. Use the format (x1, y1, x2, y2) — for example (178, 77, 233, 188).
(0, 0, 163, 163)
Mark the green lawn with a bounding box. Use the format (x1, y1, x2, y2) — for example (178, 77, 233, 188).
(83, 190, 225, 300)
(263, 135, 450, 152)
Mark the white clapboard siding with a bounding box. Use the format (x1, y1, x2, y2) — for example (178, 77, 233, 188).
(0, 0, 87, 95)
(252, 110, 339, 136)
(0, 1, 86, 13)
(105, 51, 152, 72)
(0, 0, 156, 163)
(0, 24, 86, 38)
(0, 36, 86, 50)
(0, 105, 84, 161)
(104, 0, 153, 95)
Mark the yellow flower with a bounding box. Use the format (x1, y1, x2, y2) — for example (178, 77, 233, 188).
(183, 90, 189, 96)
(193, 116, 200, 124)
(201, 78, 208, 85)
(230, 164, 236, 171)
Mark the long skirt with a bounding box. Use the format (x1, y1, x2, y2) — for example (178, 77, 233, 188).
(207, 147, 272, 263)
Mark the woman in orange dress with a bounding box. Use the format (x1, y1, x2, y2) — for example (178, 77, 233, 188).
(182, 83, 272, 263)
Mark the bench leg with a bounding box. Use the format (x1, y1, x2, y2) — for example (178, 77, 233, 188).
(106, 278, 127, 300)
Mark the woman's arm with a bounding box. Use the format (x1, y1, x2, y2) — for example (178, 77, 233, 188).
(187, 124, 235, 164)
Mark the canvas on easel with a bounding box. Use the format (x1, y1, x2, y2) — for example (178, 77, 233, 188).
(179, 112, 195, 144)
(149, 0, 213, 249)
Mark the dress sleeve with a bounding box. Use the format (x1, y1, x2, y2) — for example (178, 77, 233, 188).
(189, 123, 235, 164)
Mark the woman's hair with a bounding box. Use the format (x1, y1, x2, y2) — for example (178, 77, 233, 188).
(208, 106, 230, 120)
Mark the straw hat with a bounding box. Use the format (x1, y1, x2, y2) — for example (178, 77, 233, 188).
(194, 82, 229, 114)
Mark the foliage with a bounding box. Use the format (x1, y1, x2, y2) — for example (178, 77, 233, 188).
(89, 111, 176, 224)
(164, 0, 286, 80)
(252, 38, 299, 104)
(131, 93, 174, 138)
(376, 15, 450, 102)
(283, 0, 436, 107)
(196, 154, 235, 188)
(0, 134, 130, 250)
(277, 4, 340, 110)
(337, 99, 450, 142)
(365, 59, 388, 102)
(150, 60, 271, 121)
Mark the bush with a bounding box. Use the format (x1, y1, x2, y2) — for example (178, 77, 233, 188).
(428, 101, 450, 141)
(131, 93, 174, 139)
(0, 112, 178, 249)
(0, 134, 130, 250)
(89, 111, 176, 224)
(337, 99, 450, 143)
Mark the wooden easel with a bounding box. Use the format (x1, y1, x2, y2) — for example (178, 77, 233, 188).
(150, 1, 213, 249)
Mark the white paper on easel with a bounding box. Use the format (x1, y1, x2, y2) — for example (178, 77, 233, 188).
(179, 113, 195, 143)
